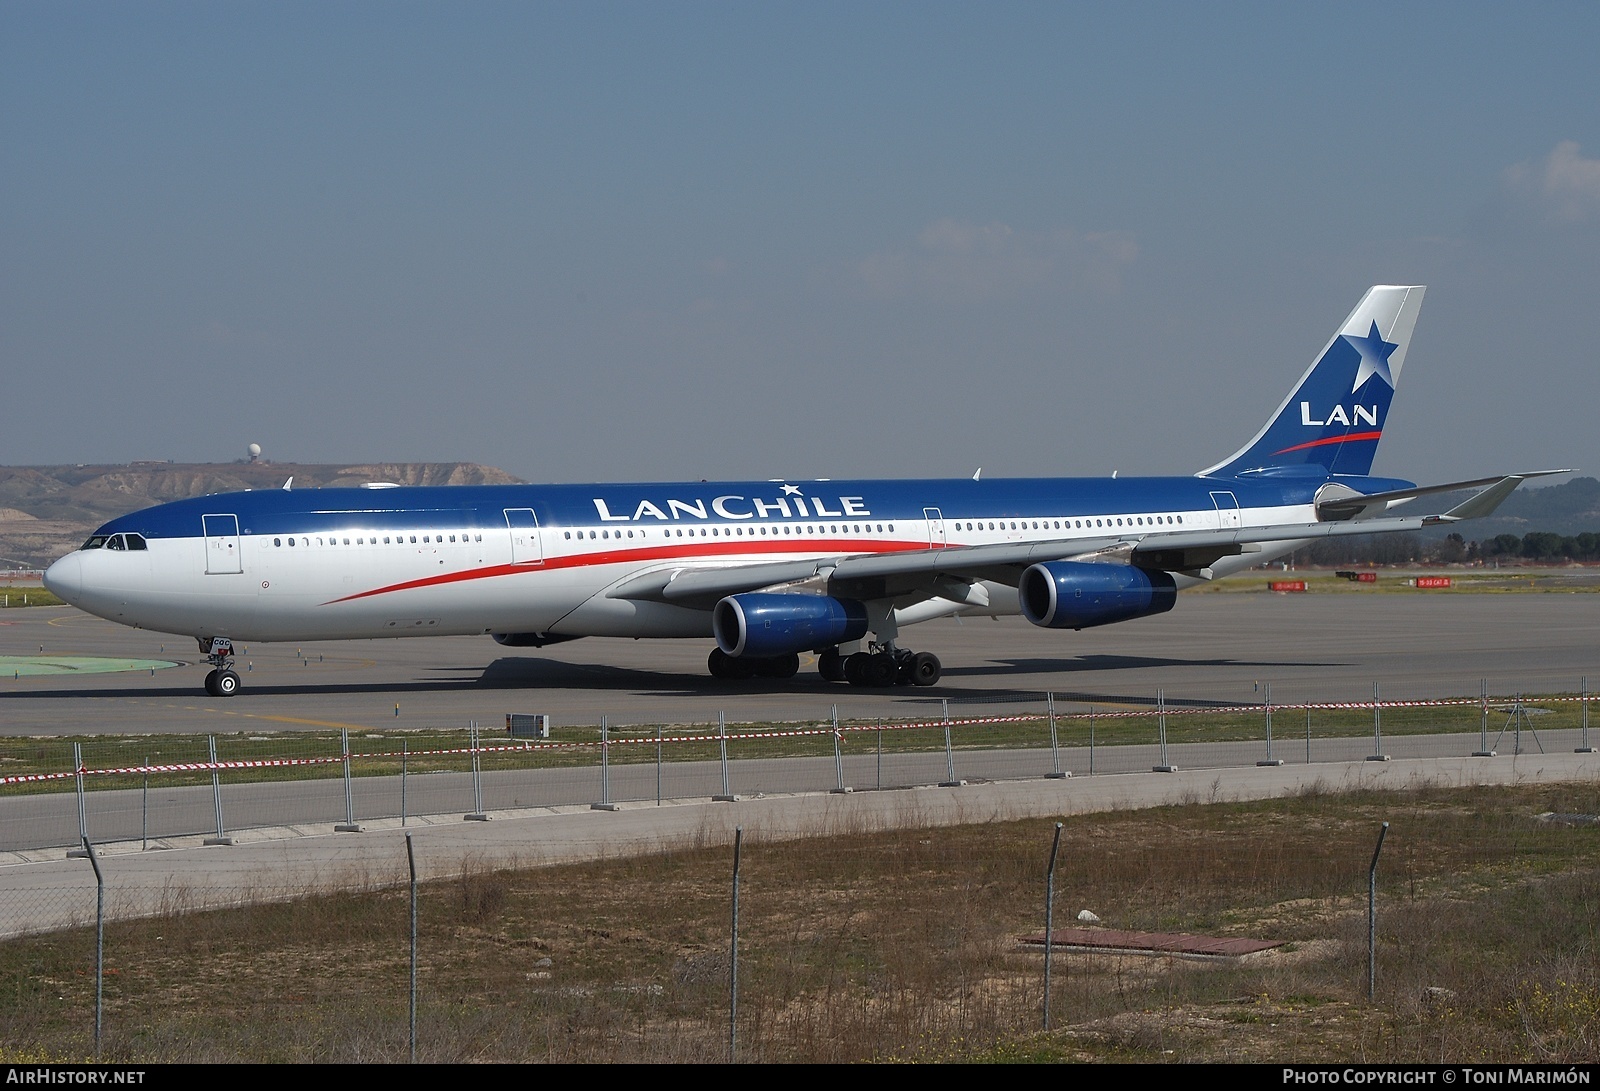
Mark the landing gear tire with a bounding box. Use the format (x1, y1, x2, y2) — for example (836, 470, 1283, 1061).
(708, 647, 755, 680)
(843, 652, 870, 686)
(862, 652, 898, 687)
(215, 670, 240, 697)
(817, 648, 846, 683)
(710, 648, 796, 681)
(909, 652, 941, 687)
(752, 652, 800, 679)
(204, 669, 219, 696)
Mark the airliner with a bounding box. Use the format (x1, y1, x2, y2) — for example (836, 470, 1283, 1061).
(44, 286, 1562, 697)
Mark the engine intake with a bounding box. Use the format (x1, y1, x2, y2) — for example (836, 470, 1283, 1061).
(713, 593, 869, 658)
(1019, 561, 1177, 630)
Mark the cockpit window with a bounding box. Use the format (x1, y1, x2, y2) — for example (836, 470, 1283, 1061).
(105, 535, 126, 551)
(81, 535, 108, 550)
(124, 533, 148, 550)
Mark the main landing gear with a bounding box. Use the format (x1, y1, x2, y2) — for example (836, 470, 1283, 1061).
(818, 646, 941, 688)
(199, 637, 241, 697)
(707, 647, 800, 680)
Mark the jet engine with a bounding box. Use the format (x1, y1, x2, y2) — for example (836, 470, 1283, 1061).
(713, 593, 869, 658)
(1018, 561, 1177, 630)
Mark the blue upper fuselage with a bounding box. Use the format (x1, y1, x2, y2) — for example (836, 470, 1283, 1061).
(91, 473, 1417, 541)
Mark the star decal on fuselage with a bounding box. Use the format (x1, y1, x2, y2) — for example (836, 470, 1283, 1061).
(781, 484, 803, 495)
(1345, 321, 1400, 393)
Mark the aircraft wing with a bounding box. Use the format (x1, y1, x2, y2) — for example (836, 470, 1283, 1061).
(607, 472, 1559, 606)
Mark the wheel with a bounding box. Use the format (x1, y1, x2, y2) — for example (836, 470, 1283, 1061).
(216, 669, 240, 697)
(910, 652, 941, 687)
(708, 648, 755, 680)
(754, 652, 799, 679)
(817, 648, 846, 683)
(863, 653, 898, 687)
(843, 652, 870, 686)
(203, 669, 219, 696)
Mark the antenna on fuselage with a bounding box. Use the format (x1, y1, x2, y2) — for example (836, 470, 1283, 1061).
(972, 467, 982, 482)
(282, 477, 293, 491)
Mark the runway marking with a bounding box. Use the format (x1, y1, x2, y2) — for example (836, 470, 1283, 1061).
(0, 656, 180, 676)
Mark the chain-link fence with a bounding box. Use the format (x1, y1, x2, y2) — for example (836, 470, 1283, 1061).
(3, 678, 1593, 855)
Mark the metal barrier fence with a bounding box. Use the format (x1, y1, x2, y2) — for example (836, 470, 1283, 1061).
(1, 678, 1593, 855)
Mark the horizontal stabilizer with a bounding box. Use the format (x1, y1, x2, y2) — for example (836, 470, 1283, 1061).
(1315, 469, 1571, 521)
(1431, 470, 1574, 523)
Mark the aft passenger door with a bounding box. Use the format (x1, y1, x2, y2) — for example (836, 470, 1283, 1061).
(1210, 492, 1242, 530)
(924, 507, 947, 549)
(505, 508, 545, 565)
(202, 514, 243, 574)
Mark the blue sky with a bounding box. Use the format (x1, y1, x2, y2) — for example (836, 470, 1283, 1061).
(3, 2, 1596, 486)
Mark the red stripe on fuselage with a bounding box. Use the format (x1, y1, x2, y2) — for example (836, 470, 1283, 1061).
(1272, 430, 1382, 456)
(322, 537, 926, 605)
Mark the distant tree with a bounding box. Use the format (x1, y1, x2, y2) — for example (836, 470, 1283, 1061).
(1521, 532, 1565, 560)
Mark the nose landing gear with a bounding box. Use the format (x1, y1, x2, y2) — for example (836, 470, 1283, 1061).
(198, 636, 241, 697)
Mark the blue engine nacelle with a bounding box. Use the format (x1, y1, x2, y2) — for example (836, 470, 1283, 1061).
(1018, 561, 1177, 630)
(713, 593, 869, 658)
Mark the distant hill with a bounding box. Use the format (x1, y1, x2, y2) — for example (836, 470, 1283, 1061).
(0, 462, 523, 570)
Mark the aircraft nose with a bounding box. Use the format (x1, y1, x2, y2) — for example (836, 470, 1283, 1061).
(43, 553, 84, 604)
